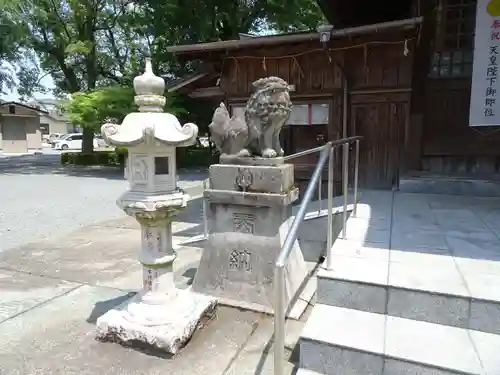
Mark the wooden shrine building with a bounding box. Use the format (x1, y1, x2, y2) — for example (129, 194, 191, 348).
(167, 0, 498, 191)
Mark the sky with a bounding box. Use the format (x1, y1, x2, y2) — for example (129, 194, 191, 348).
(2, 66, 55, 102)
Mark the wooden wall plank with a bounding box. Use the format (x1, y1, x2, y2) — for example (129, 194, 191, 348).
(217, 31, 414, 99)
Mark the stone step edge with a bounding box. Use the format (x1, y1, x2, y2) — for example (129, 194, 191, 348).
(317, 265, 500, 304)
(300, 337, 468, 375)
(299, 304, 491, 375)
(317, 271, 500, 335)
(295, 368, 324, 375)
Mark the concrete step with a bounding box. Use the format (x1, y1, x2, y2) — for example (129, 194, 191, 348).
(295, 368, 323, 375)
(399, 173, 500, 197)
(316, 250, 500, 335)
(299, 303, 500, 375)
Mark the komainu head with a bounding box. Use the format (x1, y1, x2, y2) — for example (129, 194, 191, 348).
(245, 77, 292, 126)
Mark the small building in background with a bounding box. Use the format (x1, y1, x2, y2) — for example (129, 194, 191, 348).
(0, 101, 48, 153)
(28, 98, 77, 137)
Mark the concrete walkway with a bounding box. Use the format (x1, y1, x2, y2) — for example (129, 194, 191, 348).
(314, 190, 500, 374)
(0, 195, 305, 375)
(2, 188, 500, 374)
(335, 190, 500, 308)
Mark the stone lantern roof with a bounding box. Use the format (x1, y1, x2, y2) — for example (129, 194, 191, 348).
(101, 58, 198, 148)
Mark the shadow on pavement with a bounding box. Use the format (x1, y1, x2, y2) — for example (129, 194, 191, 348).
(87, 292, 136, 324)
(0, 154, 209, 182)
(0, 154, 124, 180)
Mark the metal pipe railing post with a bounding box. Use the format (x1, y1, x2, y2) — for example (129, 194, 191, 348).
(342, 143, 349, 239)
(274, 144, 331, 375)
(202, 179, 209, 239)
(353, 140, 360, 217)
(274, 266, 285, 375)
(326, 146, 334, 270)
(318, 174, 322, 214)
(272, 138, 362, 375)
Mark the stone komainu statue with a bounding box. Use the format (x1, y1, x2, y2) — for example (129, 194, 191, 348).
(209, 77, 292, 158)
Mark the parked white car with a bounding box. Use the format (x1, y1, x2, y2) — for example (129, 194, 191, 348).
(52, 133, 99, 150)
(48, 133, 65, 145)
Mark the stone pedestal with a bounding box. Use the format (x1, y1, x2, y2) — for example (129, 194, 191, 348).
(192, 159, 308, 315)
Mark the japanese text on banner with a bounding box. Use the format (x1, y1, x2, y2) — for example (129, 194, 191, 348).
(485, 20, 500, 117)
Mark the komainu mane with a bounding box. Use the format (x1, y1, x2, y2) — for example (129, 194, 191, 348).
(209, 77, 292, 158)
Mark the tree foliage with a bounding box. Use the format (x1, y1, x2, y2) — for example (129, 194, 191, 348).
(0, 0, 18, 94)
(63, 85, 187, 131)
(0, 0, 40, 96)
(128, 0, 325, 76)
(3, 0, 325, 149)
(15, 0, 144, 94)
(5, 0, 325, 94)
(63, 86, 136, 131)
(7, 0, 147, 150)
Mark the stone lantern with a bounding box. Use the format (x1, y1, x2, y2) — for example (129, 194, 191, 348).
(95, 58, 216, 354)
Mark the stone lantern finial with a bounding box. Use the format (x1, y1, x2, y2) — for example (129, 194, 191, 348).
(133, 58, 167, 113)
(100, 57, 198, 148)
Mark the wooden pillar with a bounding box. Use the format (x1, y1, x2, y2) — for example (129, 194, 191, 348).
(405, 0, 436, 171)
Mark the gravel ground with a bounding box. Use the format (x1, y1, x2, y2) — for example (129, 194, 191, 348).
(0, 154, 207, 252)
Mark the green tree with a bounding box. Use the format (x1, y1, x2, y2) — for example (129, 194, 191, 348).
(0, 1, 18, 94)
(8, 0, 145, 151)
(63, 86, 136, 132)
(3, 0, 324, 144)
(63, 85, 187, 133)
(129, 0, 325, 77)
(266, 0, 327, 33)
(0, 0, 36, 96)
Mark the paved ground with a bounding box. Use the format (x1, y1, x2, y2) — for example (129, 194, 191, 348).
(0, 202, 307, 375)
(0, 154, 207, 252)
(300, 190, 500, 375)
(399, 172, 500, 197)
(329, 190, 500, 312)
(0, 151, 317, 375)
(5, 153, 500, 375)
(2, 180, 500, 374)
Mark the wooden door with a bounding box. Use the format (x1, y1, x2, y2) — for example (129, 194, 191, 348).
(286, 124, 328, 200)
(280, 125, 293, 156)
(351, 100, 408, 189)
(289, 124, 327, 167)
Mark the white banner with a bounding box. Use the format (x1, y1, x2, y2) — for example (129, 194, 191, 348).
(470, 0, 500, 126)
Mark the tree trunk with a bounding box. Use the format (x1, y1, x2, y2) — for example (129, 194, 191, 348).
(82, 127, 94, 153)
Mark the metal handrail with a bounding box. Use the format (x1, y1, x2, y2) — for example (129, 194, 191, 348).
(202, 178, 209, 239)
(273, 135, 362, 375)
(283, 144, 327, 161)
(184, 137, 360, 246)
(275, 144, 331, 267)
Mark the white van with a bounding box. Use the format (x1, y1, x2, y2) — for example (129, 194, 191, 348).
(53, 133, 99, 150)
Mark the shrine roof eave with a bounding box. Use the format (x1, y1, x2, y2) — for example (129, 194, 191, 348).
(165, 72, 211, 93)
(166, 17, 422, 58)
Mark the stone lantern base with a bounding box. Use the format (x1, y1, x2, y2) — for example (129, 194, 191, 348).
(95, 191, 217, 354)
(96, 289, 216, 354)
